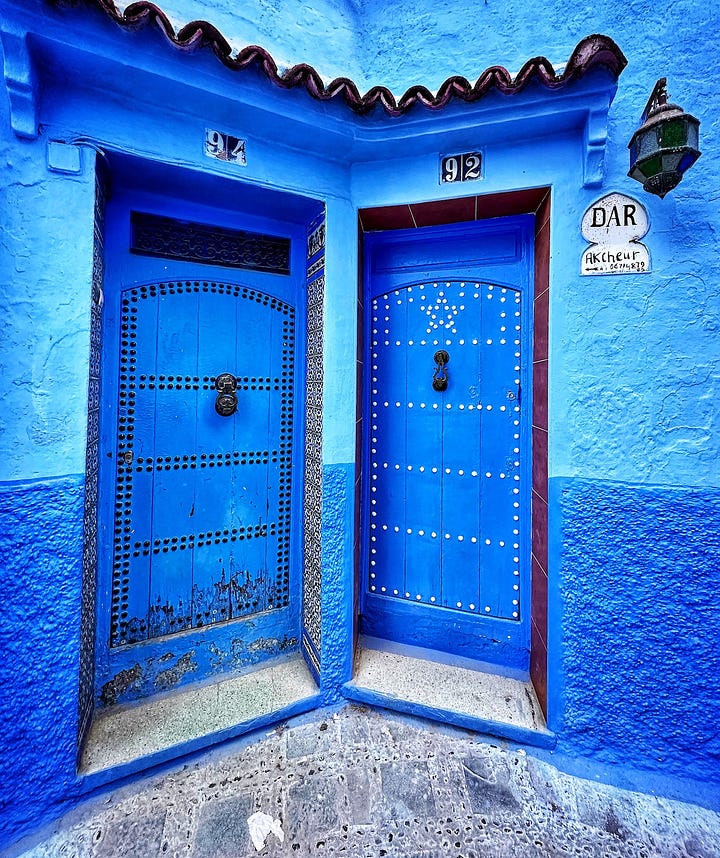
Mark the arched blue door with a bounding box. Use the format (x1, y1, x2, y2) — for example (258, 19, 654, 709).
(361, 219, 533, 670)
(111, 279, 293, 645)
(97, 196, 304, 702)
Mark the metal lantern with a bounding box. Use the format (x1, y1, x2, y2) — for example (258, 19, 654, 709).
(628, 78, 701, 198)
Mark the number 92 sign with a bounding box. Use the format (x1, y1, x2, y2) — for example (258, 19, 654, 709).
(440, 151, 483, 184)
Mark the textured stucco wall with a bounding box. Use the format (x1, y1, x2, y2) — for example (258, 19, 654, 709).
(357, 1, 717, 94)
(0, 477, 86, 842)
(550, 478, 720, 789)
(319, 464, 356, 697)
(0, 108, 95, 482)
(546, 174, 719, 490)
(0, 85, 96, 847)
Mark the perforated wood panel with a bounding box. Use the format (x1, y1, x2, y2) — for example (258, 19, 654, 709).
(110, 281, 295, 646)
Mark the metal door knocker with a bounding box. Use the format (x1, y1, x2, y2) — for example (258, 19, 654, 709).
(214, 372, 238, 417)
(432, 350, 450, 392)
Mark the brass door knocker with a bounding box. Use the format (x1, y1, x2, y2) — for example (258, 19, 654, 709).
(432, 350, 450, 392)
(214, 373, 238, 416)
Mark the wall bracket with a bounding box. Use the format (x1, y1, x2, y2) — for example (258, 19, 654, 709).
(583, 108, 609, 188)
(1, 27, 38, 139)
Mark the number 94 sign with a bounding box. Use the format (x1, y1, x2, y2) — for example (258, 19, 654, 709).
(205, 129, 247, 165)
(440, 151, 483, 184)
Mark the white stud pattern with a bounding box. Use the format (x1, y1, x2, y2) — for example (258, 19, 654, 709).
(368, 280, 523, 621)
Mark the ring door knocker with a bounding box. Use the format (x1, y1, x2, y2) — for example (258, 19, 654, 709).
(432, 350, 450, 392)
(215, 372, 238, 416)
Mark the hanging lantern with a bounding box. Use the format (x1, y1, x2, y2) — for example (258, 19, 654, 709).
(628, 78, 701, 198)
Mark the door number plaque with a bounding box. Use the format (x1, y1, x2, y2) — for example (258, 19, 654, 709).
(440, 151, 482, 183)
(205, 128, 247, 165)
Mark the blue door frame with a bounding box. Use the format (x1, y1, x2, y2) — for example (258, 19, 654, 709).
(360, 218, 534, 672)
(95, 185, 307, 704)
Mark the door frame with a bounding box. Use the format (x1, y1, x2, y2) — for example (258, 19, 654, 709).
(94, 174, 310, 706)
(357, 188, 551, 713)
(359, 217, 534, 670)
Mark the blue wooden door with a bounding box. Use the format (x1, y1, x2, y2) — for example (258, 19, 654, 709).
(361, 219, 533, 670)
(98, 194, 303, 699)
(112, 280, 292, 644)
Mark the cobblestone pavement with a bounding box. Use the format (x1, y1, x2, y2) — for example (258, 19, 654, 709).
(16, 705, 720, 858)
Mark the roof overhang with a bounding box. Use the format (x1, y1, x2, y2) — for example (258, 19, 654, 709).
(1, 0, 627, 186)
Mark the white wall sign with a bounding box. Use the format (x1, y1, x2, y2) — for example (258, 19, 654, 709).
(580, 192, 650, 275)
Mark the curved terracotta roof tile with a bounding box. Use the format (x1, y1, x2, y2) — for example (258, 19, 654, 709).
(54, 0, 627, 116)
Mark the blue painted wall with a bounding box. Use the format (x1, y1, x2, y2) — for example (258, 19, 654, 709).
(0, 478, 86, 841)
(549, 478, 720, 790)
(0, 127, 95, 482)
(0, 0, 718, 849)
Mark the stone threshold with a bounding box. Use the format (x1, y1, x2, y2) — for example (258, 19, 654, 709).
(80, 654, 319, 778)
(343, 640, 555, 749)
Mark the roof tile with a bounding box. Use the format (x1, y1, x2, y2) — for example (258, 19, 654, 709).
(54, 0, 627, 116)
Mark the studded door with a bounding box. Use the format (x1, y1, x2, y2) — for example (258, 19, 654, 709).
(362, 220, 532, 666)
(110, 280, 294, 646)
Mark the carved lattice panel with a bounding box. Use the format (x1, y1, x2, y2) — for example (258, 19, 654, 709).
(78, 167, 105, 746)
(130, 212, 291, 274)
(302, 213, 325, 675)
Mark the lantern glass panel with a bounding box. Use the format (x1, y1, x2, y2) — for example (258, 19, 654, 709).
(678, 150, 700, 174)
(639, 154, 662, 179)
(661, 151, 683, 172)
(659, 119, 687, 148)
(686, 120, 700, 149)
(636, 128, 658, 159)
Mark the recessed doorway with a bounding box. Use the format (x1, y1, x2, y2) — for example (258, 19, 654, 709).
(349, 189, 551, 736)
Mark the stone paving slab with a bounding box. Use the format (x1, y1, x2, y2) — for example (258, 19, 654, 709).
(14, 705, 720, 858)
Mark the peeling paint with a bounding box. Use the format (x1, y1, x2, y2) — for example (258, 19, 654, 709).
(148, 597, 192, 640)
(192, 569, 267, 628)
(101, 664, 142, 706)
(122, 571, 270, 646)
(247, 636, 298, 654)
(154, 652, 198, 691)
(102, 629, 302, 706)
(1, 0, 719, 850)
